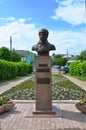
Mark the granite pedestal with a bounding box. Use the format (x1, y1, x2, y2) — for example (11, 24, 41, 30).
(33, 56, 55, 115)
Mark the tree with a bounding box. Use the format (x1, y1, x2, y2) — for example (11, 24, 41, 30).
(10, 51, 21, 62)
(52, 57, 67, 66)
(76, 50, 86, 61)
(0, 47, 21, 62)
(54, 54, 62, 59)
(0, 47, 11, 61)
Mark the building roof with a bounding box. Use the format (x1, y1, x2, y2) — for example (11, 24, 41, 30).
(15, 50, 30, 56)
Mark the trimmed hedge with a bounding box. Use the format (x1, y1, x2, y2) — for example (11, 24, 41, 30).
(0, 60, 17, 80)
(69, 61, 86, 78)
(0, 60, 32, 80)
(16, 62, 32, 76)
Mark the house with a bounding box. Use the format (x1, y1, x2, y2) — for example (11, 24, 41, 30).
(15, 50, 35, 66)
(62, 54, 76, 61)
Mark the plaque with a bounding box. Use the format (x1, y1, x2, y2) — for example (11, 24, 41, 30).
(37, 68, 49, 72)
(39, 64, 48, 67)
(37, 78, 50, 84)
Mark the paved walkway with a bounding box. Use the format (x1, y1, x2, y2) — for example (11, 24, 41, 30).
(64, 75, 86, 91)
(0, 101, 86, 130)
(0, 75, 34, 95)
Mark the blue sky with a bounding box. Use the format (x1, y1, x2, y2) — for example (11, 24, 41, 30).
(0, 0, 86, 55)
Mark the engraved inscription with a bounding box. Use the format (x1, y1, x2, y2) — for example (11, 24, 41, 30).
(39, 64, 48, 67)
(37, 68, 49, 72)
(37, 78, 50, 84)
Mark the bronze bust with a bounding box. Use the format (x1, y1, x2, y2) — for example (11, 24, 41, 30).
(32, 28, 56, 56)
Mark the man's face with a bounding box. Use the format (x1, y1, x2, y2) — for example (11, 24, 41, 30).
(39, 32, 48, 42)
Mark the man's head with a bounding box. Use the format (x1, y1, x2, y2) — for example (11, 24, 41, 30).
(39, 28, 49, 36)
(39, 28, 49, 42)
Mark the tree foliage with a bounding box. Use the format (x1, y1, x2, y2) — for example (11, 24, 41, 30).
(54, 54, 62, 59)
(0, 47, 21, 62)
(76, 50, 86, 61)
(52, 57, 68, 66)
(10, 51, 21, 62)
(0, 47, 11, 61)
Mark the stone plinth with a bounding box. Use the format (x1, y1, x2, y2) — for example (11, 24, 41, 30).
(33, 56, 55, 115)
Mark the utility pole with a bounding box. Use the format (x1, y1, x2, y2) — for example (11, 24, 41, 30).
(10, 32, 17, 51)
(10, 36, 12, 51)
(67, 49, 68, 59)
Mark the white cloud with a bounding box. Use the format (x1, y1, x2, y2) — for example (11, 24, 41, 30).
(18, 18, 26, 24)
(49, 29, 86, 55)
(18, 17, 32, 24)
(56, 0, 74, 6)
(0, 17, 86, 55)
(0, 17, 32, 25)
(0, 17, 16, 25)
(0, 0, 7, 4)
(0, 18, 38, 51)
(52, 0, 86, 25)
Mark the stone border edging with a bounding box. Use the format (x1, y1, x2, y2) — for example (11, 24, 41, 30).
(13, 100, 79, 103)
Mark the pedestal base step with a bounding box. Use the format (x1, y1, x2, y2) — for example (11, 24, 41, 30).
(32, 105, 62, 117)
(33, 110, 56, 115)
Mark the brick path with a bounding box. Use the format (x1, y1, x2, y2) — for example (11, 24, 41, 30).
(0, 101, 86, 130)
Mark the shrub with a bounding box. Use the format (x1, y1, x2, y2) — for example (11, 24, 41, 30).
(16, 62, 32, 76)
(69, 62, 79, 76)
(0, 59, 32, 80)
(0, 60, 17, 80)
(80, 61, 86, 78)
(69, 61, 86, 78)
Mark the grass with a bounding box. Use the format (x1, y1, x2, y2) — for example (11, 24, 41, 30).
(66, 73, 86, 81)
(0, 74, 86, 100)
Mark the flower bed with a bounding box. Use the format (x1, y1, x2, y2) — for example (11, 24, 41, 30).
(0, 74, 86, 100)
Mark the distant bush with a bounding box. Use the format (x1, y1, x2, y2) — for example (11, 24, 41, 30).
(69, 61, 86, 78)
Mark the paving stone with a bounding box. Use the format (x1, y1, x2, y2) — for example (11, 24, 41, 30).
(0, 102, 86, 130)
